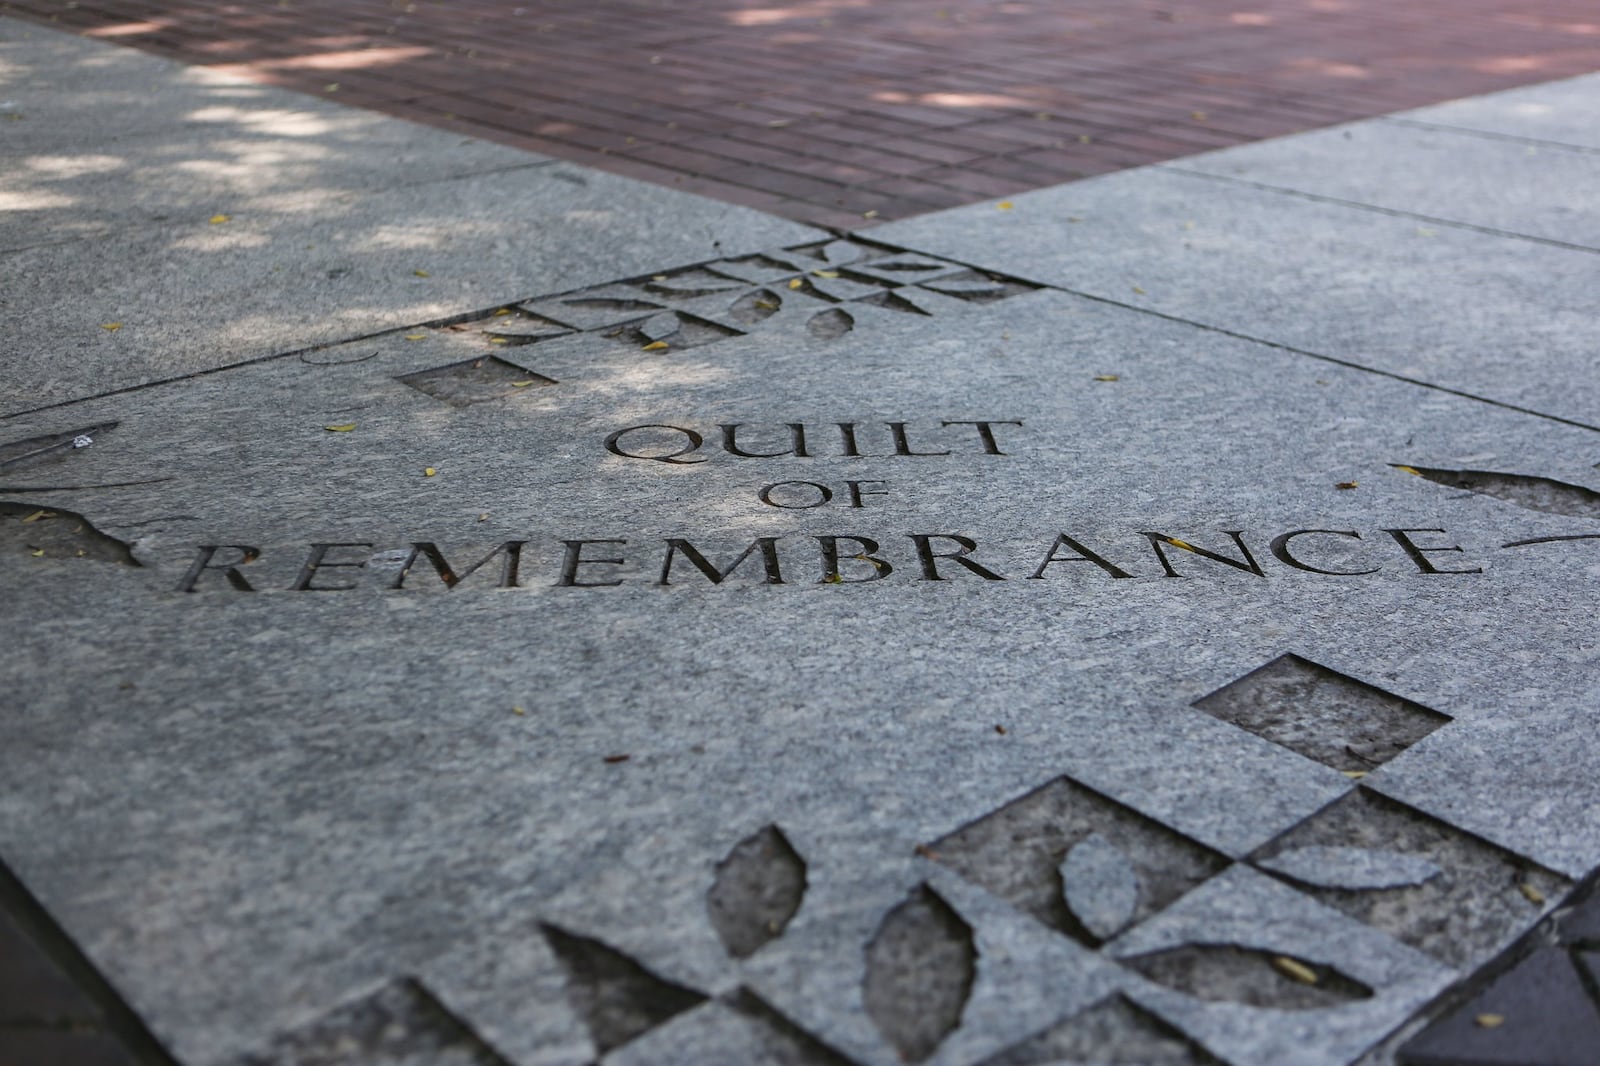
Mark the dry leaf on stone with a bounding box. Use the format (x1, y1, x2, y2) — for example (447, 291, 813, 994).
(209, 214, 230, 224)
(324, 423, 357, 432)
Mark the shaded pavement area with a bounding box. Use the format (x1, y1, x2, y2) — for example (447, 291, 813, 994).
(5, 0, 1600, 227)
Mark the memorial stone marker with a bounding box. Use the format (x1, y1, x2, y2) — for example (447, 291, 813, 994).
(4, 20, 1600, 1066)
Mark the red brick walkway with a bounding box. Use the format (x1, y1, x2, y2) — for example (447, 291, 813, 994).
(8, 0, 1600, 229)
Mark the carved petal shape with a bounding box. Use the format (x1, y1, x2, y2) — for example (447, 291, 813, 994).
(864, 885, 975, 1063)
(1122, 943, 1373, 1011)
(1402, 465, 1600, 519)
(706, 825, 807, 958)
(1060, 833, 1141, 941)
(807, 308, 854, 340)
(1258, 846, 1441, 891)
(639, 311, 682, 342)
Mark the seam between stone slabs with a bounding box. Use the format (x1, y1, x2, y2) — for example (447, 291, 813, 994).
(0, 158, 561, 257)
(11, 231, 1598, 440)
(1156, 164, 1600, 258)
(1380, 116, 1600, 157)
(1034, 283, 1600, 436)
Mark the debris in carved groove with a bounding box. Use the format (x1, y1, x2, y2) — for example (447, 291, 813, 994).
(862, 884, 975, 1063)
(729, 289, 783, 324)
(706, 824, 807, 958)
(976, 994, 1221, 1066)
(232, 978, 511, 1065)
(1121, 943, 1373, 1010)
(539, 924, 706, 1055)
(807, 309, 854, 341)
(1398, 465, 1600, 519)
(1192, 653, 1450, 771)
(0, 502, 141, 565)
(0, 422, 118, 472)
(1060, 832, 1142, 941)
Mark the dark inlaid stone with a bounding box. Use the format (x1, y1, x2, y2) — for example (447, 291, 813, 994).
(1400, 948, 1600, 1066)
(0, 908, 101, 1026)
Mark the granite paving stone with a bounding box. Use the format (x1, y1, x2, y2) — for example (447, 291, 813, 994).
(4, 17, 1600, 1066)
(0, 16, 821, 418)
(1173, 118, 1600, 251)
(4, 277, 1600, 1064)
(872, 166, 1600, 428)
(1389, 71, 1600, 152)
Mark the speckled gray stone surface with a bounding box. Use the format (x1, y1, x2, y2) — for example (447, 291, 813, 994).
(3, 278, 1598, 1065)
(1389, 71, 1600, 151)
(1173, 119, 1600, 250)
(0, 17, 820, 417)
(4, 31, 1600, 1066)
(873, 108, 1600, 428)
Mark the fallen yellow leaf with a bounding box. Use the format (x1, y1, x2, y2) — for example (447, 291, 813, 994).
(101, 322, 122, 332)
(413, 269, 430, 277)
(492, 307, 513, 316)
(1519, 883, 1546, 904)
(811, 269, 840, 278)
(997, 200, 1014, 210)
(209, 214, 231, 225)
(30, 549, 44, 557)
(404, 333, 428, 341)
(1476, 1014, 1506, 1029)
(512, 706, 527, 716)
(324, 423, 357, 432)
(1394, 465, 1422, 476)
(1342, 770, 1368, 780)
(489, 336, 509, 344)
(1271, 957, 1319, 985)
(510, 380, 538, 387)
(642, 340, 669, 351)
(1166, 538, 1197, 553)
(788, 278, 803, 289)
(1093, 374, 1120, 382)
(862, 209, 879, 219)
(21, 510, 54, 523)
(424, 467, 437, 477)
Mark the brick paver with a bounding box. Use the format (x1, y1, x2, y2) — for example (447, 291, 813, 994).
(7, 0, 1600, 227)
